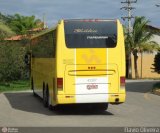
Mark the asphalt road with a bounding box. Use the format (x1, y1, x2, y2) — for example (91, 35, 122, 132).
(0, 80, 160, 127)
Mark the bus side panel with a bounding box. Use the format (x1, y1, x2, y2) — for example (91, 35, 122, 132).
(31, 58, 56, 98)
(56, 22, 76, 104)
(108, 20, 126, 103)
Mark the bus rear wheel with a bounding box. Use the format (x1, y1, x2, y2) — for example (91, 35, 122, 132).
(43, 87, 49, 108)
(98, 103, 108, 111)
(31, 78, 36, 96)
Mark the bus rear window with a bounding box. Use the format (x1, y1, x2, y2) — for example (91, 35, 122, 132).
(64, 20, 117, 48)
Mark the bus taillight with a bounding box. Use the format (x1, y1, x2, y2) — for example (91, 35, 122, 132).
(120, 76, 125, 87)
(57, 78, 63, 90)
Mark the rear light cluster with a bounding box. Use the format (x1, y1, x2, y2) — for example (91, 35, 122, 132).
(57, 78, 63, 90)
(120, 76, 125, 87)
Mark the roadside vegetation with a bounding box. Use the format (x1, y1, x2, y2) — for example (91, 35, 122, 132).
(152, 50, 160, 95)
(0, 80, 30, 93)
(152, 50, 160, 74)
(0, 41, 30, 93)
(0, 12, 43, 92)
(0, 12, 42, 35)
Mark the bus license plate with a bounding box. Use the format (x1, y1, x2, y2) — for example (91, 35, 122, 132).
(87, 84, 98, 90)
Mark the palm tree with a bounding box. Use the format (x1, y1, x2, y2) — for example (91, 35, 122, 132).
(10, 14, 41, 35)
(124, 27, 132, 79)
(126, 16, 159, 78)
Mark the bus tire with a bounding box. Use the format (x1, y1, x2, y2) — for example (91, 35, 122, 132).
(52, 105, 59, 111)
(98, 103, 108, 111)
(47, 85, 53, 110)
(43, 86, 49, 108)
(31, 78, 36, 96)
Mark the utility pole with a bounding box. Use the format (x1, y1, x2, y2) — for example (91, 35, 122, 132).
(121, 0, 137, 79)
(43, 13, 45, 29)
(43, 13, 48, 29)
(121, 0, 137, 39)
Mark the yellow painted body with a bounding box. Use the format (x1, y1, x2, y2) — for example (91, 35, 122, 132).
(30, 19, 126, 106)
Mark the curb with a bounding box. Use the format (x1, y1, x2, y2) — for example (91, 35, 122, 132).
(126, 79, 160, 83)
(0, 90, 32, 94)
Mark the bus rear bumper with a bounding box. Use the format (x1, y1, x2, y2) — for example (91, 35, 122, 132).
(55, 93, 126, 104)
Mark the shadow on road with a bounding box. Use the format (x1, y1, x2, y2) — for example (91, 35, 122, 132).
(126, 81, 159, 93)
(4, 92, 113, 116)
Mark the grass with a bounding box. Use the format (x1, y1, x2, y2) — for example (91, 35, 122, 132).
(0, 80, 30, 93)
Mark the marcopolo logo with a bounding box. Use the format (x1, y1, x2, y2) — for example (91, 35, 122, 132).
(1, 127, 8, 133)
(1, 127, 19, 133)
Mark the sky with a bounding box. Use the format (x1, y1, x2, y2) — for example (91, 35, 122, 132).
(0, 0, 160, 28)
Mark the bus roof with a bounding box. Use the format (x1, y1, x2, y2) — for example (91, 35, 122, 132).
(31, 19, 120, 40)
(63, 19, 118, 22)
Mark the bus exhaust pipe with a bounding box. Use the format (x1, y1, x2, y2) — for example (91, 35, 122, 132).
(115, 98, 119, 103)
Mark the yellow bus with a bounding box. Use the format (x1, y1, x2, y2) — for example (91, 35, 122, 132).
(29, 19, 126, 110)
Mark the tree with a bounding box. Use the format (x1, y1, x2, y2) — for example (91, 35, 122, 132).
(126, 16, 159, 78)
(0, 13, 44, 36)
(152, 50, 160, 74)
(0, 13, 41, 83)
(124, 27, 132, 79)
(9, 14, 41, 35)
(0, 42, 28, 82)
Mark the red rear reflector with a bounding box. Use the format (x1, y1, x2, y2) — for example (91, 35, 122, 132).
(57, 78, 63, 89)
(120, 77, 125, 87)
